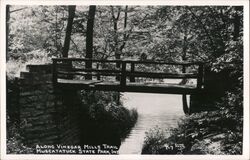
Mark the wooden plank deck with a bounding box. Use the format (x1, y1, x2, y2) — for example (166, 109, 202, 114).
(56, 79, 200, 94)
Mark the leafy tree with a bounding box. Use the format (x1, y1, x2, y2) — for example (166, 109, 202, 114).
(8, 6, 68, 59)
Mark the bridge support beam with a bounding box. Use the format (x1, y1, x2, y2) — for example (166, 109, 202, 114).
(182, 94, 190, 115)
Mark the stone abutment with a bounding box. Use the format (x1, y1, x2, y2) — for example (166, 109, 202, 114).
(7, 64, 82, 146)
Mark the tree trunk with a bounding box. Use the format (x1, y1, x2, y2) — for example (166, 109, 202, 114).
(119, 6, 128, 54)
(111, 6, 121, 69)
(233, 6, 242, 41)
(6, 5, 10, 61)
(62, 5, 76, 57)
(85, 5, 96, 80)
(180, 36, 188, 83)
(182, 35, 187, 73)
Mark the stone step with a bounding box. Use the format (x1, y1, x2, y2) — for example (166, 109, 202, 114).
(20, 71, 53, 85)
(26, 64, 52, 73)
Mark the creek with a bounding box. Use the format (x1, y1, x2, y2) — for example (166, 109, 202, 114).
(119, 92, 187, 154)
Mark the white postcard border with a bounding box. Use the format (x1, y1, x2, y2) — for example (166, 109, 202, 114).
(0, 0, 249, 160)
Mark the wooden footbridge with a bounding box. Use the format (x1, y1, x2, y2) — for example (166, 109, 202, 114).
(52, 58, 205, 95)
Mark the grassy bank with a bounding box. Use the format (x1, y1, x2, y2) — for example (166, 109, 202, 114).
(142, 88, 243, 155)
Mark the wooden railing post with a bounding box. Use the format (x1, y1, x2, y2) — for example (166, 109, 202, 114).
(116, 60, 121, 81)
(182, 64, 186, 73)
(66, 60, 73, 79)
(180, 64, 187, 85)
(96, 62, 101, 80)
(121, 61, 127, 88)
(197, 63, 204, 89)
(85, 59, 92, 80)
(52, 59, 57, 85)
(130, 62, 135, 82)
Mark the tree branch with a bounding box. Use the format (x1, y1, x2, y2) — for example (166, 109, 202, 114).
(186, 7, 217, 56)
(10, 7, 28, 13)
(70, 38, 80, 53)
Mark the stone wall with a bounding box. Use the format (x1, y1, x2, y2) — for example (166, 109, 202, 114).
(7, 64, 82, 147)
(7, 78, 20, 123)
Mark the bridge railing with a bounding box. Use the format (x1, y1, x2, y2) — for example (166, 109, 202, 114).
(52, 58, 204, 89)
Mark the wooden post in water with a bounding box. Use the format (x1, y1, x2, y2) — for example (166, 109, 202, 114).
(181, 63, 189, 114)
(182, 94, 190, 115)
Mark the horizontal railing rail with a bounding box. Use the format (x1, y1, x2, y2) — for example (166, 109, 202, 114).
(53, 58, 203, 65)
(52, 58, 205, 90)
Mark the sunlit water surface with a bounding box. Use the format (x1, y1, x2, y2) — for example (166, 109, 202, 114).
(119, 92, 186, 154)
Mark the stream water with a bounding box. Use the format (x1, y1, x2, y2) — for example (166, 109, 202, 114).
(118, 92, 186, 154)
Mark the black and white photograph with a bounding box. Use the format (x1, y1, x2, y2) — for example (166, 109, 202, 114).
(0, 0, 249, 159)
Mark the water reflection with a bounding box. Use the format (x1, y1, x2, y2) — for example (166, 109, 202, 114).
(119, 92, 185, 154)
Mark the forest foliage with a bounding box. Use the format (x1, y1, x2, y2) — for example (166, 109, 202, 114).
(7, 6, 242, 72)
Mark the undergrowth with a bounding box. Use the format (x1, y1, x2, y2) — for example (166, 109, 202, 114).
(142, 88, 243, 155)
(6, 49, 51, 80)
(79, 91, 138, 145)
(6, 116, 34, 154)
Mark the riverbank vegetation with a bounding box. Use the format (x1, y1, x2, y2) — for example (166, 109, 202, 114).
(142, 88, 243, 154)
(79, 91, 138, 145)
